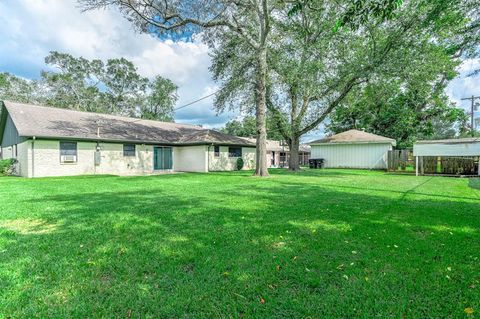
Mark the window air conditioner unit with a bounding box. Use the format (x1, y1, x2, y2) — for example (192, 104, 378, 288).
(61, 155, 77, 163)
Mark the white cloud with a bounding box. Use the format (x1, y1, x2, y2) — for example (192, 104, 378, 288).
(446, 58, 480, 118)
(0, 0, 477, 138)
(0, 0, 238, 126)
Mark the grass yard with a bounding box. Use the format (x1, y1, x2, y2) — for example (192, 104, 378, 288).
(0, 169, 479, 318)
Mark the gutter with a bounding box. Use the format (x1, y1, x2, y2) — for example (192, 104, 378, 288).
(31, 136, 35, 178)
(17, 135, 255, 148)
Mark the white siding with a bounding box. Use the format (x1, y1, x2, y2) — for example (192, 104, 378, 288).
(310, 143, 392, 169)
(208, 146, 256, 171)
(174, 145, 208, 172)
(413, 142, 480, 157)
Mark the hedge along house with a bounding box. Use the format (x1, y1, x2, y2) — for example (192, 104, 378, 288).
(309, 129, 396, 169)
(413, 138, 480, 176)
(0, 101, 256, 178)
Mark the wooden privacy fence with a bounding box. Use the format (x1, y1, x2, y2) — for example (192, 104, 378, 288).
(420, 156, 479, 175)
(389, 150, 479, 176)
(387, 150, 415, 172)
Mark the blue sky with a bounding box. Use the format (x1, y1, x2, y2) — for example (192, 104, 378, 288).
(0, 0, 478, 141)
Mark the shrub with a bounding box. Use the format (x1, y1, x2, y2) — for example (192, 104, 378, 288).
(236, 157, 244, 171)
(0, 159, 16, 175)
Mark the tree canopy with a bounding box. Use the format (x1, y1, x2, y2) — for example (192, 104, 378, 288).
(220, 115, 284, 140)
(0, 52, 178, 121)
(212, 0, 479, 169)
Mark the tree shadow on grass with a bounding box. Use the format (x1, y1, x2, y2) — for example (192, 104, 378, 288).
(0, 175, 479, 318)
(469, 178, 480, 191)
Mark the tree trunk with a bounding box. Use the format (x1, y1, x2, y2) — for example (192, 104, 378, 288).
(254, 46, 269, 177)
(288, 136, 300, 171)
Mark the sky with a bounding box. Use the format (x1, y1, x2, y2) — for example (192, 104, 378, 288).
(0, 0, 479, 141)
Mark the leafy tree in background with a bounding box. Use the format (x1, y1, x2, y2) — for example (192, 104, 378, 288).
(220, 115, 284, 140)
(0, 73, 39, 103)
(141, 76, 178, 121)
(213, 0, 474, 170)
(0, 52, 177, 121)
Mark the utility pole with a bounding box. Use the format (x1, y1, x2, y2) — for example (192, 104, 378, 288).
(461, 95, 480, 137)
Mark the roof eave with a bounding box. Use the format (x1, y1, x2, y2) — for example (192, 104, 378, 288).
(20, 135, 256, 147)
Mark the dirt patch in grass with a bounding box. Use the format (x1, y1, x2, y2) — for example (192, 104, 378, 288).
(0, 218, 59, 235)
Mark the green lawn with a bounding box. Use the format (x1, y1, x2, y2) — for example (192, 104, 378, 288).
(0, 169, 479, 318)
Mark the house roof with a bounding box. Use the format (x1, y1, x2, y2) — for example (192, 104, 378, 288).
(242, 138, 311, 153)
(415, 137, 480, 145)
(0, 101, 255, 146)
(309, 129, 396, 146)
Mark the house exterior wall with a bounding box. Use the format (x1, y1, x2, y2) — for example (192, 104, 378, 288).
(95, 143, 155, 175)
(11, 140, 258, 177)
(413, 142, 480, 157)
(174, 145, 208, 172)
(208, 146, 256, 171)
(32, 140, 97, 177)
(23, 140, 183, 178)
(310, 143, 393, 169)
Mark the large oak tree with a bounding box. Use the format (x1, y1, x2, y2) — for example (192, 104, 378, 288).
(79, 0, 283, 176)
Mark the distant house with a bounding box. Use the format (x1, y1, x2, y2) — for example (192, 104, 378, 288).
(242, 138, 311, 168)
(0, 101, 256, 177)
(309, 129, 396, 169)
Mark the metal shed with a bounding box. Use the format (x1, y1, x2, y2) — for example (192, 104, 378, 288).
(308, 130, 396, 169)
(413, 138, 480, 176)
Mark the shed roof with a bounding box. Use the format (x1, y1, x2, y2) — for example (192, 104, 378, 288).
(0, 101, 254, 146)
(309, 129, 396, 145)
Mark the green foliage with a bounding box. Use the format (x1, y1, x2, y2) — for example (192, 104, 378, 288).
(0, 72, 37, 103)
(220, 115, 283, 140)
(0, 159, 15, 175)
(213, 0, 476, 163)
(236, 157, 244, 170)
(0, 170, 479, 317)
(0, 52, 178, 121)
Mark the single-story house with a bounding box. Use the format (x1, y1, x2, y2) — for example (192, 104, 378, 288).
(242, 138, 311, 168)
(0, 101, 256, 178)
(309, 129, 396, 169)
(413, 137, 480, 176)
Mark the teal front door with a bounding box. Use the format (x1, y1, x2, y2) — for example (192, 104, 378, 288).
(154, 147, 173, 170)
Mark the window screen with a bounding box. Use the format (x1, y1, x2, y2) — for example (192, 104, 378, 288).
(123, 144, 136, 157)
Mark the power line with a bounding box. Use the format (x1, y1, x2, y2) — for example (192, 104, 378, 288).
(174, 91, 219, 111)
(461, 94, 480, 136)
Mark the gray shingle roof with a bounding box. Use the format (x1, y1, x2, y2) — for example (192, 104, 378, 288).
(0, 101, 255, 146)
(309, 129, 396, 145)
